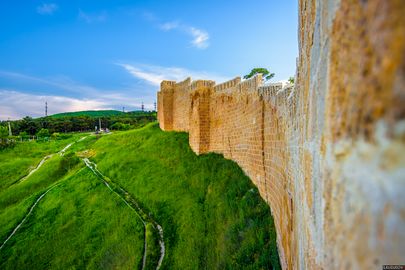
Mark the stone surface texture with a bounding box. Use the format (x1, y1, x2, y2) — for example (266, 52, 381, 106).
(157, 0, 405, 269)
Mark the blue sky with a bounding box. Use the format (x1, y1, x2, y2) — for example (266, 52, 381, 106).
(0, 0, 298, 120)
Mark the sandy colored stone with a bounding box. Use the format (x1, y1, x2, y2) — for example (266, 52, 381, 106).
(157, 0, 405, 268)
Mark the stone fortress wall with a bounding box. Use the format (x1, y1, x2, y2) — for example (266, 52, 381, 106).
(157, 0, 405, 269)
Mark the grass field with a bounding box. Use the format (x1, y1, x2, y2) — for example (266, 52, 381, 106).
(0, 168, 145, 270)
(0, 134, 84, 190)
(0, 123, 280, 269)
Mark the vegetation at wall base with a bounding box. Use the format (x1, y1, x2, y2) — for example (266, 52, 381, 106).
(92, 123, 281, 269)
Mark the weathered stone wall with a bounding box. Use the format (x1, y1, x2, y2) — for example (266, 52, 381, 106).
(172, 78, 192, 131)
(157, 0, 405, 269)
(157, 81, 175, 130)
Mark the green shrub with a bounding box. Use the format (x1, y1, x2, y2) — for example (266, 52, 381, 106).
(0, 126, 9, 138)
(111, 122, 132, 131)
(36, 128, 50, 138)
(59, 152, 80, 172)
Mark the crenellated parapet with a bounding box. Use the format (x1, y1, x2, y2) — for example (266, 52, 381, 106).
(237, 74, 263, 92)
(214, 77, 241, 92)
(160, 80, 176, 91)
(175, 77, 191, 86)
(190, 80, 215, 91)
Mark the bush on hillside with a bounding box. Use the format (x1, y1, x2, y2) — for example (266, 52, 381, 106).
(59, 152, 80, 172)
(111, 122, 132, 130)
(0, 126, 15, 149)
(0, 126, 8, 138)
(36, 128, 50, 138)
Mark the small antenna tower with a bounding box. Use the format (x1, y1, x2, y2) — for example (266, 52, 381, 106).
(141, 101, 144, 112)
(122, 107, 125, 113)
(154, 101, 157, 112)
(45, 101, 48, 117)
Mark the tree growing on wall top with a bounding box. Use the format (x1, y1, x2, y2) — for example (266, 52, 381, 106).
(244, 68, 275, 81)
(288, 77, 295, 84)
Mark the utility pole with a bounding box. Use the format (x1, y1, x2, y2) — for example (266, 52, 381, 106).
(99, 118, 102, 131)
(122, 106, 125, 113)
(154, 101, 157, 112)
(45, 101, 48, 117)
(8, 118, 12, 137)
(141, 102, 144, 112)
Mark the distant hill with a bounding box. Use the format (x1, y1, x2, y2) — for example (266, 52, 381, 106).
(50, 110, 125, 118)
(2, 110, 157, 135)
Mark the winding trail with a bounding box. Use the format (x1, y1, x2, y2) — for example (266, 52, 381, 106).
(0, 134, 166, 269)
(83, 158, 165, 270)
(0, 136, 90, 250)
(18, 155, 53, 183)
(17, 136, 88, 184)
(0, 184, 59, 251)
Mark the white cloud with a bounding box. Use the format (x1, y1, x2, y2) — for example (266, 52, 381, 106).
(188, 27, 209, 49)
(160, 21, 180, 31)
(0, 71, 156, 119)
(117, 64, 164, 86)
(158, 20, 210, 49)
(0, 90, 108, 120)
(78, 9, 107, 23)
(117, 63, 228, 86)
(0, 89, 155, 120)
(37, 3, 58, 15)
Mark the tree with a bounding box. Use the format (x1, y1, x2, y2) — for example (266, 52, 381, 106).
(0, 126, 8, 139)
(21, 116, 40, 135)
(0, 126, 14, 149)
(36, 128, 50, 138)
(288, 77, 295, 84)
(244, 68, 275, 81)
(19, 131, 28, 140)
(111, 122, 132, 131)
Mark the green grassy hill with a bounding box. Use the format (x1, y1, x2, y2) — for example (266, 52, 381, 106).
(50, 110, 125, 118)
(0, 124, 280, 269)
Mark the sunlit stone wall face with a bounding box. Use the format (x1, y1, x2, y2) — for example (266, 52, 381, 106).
(157, 0, 405, 268)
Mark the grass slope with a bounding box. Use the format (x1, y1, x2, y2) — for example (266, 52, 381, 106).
(0, 136, 145, 269)
(92, 123, 281, 269)
(0, 134, 84, 191)
(0, 168, 144, 270)
(0, 123, 280, 269)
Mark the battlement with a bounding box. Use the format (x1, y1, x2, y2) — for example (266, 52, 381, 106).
(160, 80, 176, 92)
(258, 83, 283, 99)
(214, 77, 241, 92)
(237, 74, 263, 91)
(175, 77, 191, 88)
(190, 80, 215, 91)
